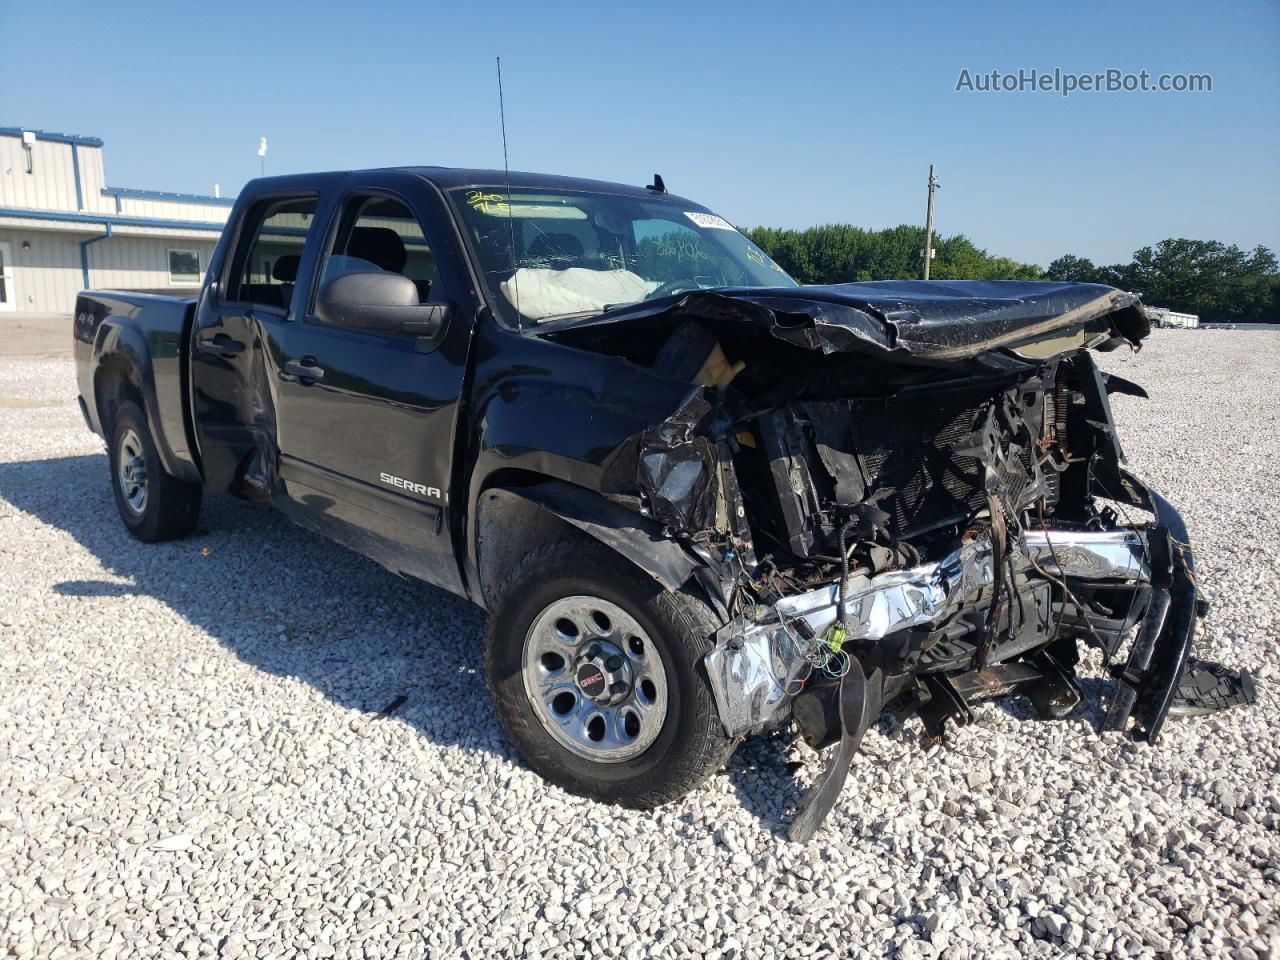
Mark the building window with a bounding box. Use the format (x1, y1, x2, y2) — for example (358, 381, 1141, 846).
(168, 248, 201, 285)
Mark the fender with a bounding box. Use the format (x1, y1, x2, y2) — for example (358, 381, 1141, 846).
(89, 304, 201, 484)
(475, 480, 698, 608)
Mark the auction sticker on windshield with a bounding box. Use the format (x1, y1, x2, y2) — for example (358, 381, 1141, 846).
(684, 211, 736, 230)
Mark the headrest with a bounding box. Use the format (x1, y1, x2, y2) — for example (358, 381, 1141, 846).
(348, 227, 406, 274)
(272, 254, 300, 282)
(528, 233, 584, 261)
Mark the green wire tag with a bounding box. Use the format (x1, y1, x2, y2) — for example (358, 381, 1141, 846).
(823, 624, 846, 654)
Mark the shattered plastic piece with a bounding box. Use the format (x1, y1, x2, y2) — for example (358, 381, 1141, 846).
(636, 395, 720, 534)
(786, 663, 882, 843)
(376, 694, 409, 718)
(1166, 660, 1258, 717)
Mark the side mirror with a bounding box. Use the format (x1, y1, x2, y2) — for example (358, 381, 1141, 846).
(315, 270, 449, 340)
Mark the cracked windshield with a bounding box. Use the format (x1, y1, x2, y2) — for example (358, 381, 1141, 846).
(452, 187, 796, 323)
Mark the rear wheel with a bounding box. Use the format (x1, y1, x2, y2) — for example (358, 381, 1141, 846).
(109, 401, 202, 542)
(485, 539, 736, 808)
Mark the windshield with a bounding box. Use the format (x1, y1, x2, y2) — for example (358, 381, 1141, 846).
(449, 186, 796, 324)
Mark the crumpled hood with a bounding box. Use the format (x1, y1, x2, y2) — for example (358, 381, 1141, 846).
(540, 279, 1150, 368)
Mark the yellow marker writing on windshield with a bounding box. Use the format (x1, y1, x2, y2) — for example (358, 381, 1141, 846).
(466, 190, 508, 215)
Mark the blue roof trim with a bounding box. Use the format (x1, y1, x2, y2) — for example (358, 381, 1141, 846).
(0, 207, 224, 232)
(0, 127, 105, 148)
(103, 186, 236, 207)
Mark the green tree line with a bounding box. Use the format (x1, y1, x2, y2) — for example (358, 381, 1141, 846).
(744, 224, 1280, 324)
(1044, 240, 1278, 324)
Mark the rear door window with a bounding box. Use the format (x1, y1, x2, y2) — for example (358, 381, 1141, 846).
(225, 196, 318, 310)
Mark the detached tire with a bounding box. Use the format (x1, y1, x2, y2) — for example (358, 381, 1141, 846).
(109, 401, 202, 542)
(485, 538, 737, 808)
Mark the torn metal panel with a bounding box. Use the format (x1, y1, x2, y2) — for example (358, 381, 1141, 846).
(703, 613, 814, 738)
(635, 393, 721, 536)
(239, 330, 280, 502)
(536, 280, 1149, 369)
(705, 537, 997, 736)
(481, 482, 698, 593)
(704, 526, 1157, 737)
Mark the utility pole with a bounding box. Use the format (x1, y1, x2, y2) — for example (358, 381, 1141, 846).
(922, 163, 940, 279)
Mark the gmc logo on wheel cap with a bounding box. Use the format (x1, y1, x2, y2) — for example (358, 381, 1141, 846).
(576, 664, 607, 698)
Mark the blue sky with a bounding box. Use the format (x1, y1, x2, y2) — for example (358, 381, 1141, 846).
(3, 0, 1277, 267)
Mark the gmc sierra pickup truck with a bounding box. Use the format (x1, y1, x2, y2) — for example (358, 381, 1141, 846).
(74, 167, 1254, 840)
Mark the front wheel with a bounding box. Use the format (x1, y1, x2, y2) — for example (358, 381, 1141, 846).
(485, 539, 736, 808)
(109, 401, 202, 542)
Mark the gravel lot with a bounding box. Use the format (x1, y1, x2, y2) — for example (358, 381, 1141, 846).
(1, 329, 1277, 960)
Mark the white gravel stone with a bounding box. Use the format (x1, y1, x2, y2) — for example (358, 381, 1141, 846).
(0, 330, 1277, 959)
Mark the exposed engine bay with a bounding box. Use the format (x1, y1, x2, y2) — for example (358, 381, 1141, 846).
(539, 280, 1257, 839)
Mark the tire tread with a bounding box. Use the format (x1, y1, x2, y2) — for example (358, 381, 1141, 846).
(109, 401, 202, 542)
(484, 538, 736, 809)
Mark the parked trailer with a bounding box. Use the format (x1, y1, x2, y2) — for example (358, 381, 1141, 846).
(1149, 307, 1200, 329)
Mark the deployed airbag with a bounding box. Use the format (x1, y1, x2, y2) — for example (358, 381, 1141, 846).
(501, 267, 657, 321)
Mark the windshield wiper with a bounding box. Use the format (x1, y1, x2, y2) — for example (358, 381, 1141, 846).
(536, 302, 643, 325)
(533, 309, 605, 325)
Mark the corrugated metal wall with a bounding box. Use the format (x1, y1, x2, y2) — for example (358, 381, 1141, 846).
(90, 236, 218, 293)
(0, 131, 231, 314)
(0, 228, 217, 314)
(0, 136, 110, 213)
(115, 196, 228, 223)
(0, 229, 85, 314)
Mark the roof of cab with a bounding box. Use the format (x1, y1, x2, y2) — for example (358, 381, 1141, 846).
(404, 167, 699, 205)
(239, 167, 702, 208)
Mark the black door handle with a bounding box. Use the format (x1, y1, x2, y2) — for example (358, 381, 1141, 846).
(285, 357, 326, 381)
(198, 332, 245, 357)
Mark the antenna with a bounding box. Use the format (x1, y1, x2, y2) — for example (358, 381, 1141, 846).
(496, 56, 521, 332)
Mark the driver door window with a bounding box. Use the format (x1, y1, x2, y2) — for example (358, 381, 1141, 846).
(315, 195, 440, 321)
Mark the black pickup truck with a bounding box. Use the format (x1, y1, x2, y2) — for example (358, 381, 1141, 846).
(74, 167, 1254, 839)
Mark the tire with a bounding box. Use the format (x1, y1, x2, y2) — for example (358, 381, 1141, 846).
(485, 538, 737, 808)
(108, 401, 202, 542)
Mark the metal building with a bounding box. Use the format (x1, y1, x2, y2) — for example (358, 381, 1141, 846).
(0, 127, 232, 315)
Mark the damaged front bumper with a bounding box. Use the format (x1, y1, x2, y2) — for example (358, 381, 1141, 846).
(702, 516, 1190, 741)
(705, 480, 1259, 843)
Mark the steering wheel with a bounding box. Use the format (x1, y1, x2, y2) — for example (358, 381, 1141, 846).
(645, 280, 702, 301)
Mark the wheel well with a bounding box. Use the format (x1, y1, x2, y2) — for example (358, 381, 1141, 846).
(474, 476, 701, 612)
(94, 359, 143, 439)
(476, 483, 589, 610)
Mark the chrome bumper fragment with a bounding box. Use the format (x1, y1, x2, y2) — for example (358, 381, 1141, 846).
(704, 528, 1151, 737)
(1023, 528, 1149, 581)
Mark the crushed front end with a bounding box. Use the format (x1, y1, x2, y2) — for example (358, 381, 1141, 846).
(545, 280, 1258, 839)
